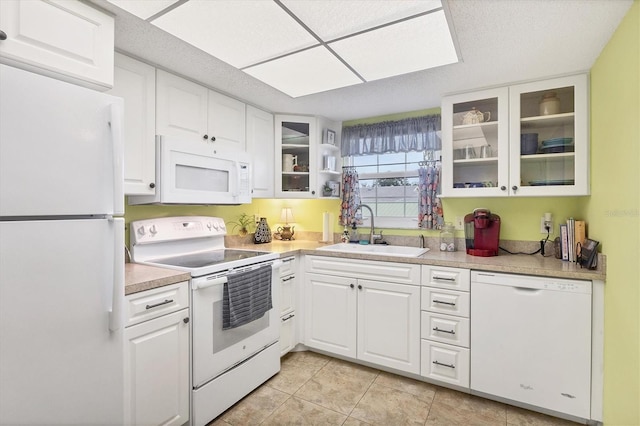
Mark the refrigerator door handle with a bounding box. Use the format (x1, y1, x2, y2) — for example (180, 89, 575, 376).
(109, 217, 125, 332)
(109, 103, 124, 216)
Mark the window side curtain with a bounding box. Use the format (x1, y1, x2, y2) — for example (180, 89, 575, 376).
(339, 167, 362, 226)
(341, 115, 441, 157)
(418, 162, 443, 230)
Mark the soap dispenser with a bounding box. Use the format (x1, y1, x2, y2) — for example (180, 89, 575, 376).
(349, 222, 359, 243)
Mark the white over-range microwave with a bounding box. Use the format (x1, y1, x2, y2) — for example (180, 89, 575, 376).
(128, 136, 252, 205)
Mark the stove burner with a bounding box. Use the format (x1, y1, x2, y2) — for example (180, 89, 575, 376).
(150, 249, 272, 269)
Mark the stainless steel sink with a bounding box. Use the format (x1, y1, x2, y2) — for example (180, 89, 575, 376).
(316, 243, 429, 258)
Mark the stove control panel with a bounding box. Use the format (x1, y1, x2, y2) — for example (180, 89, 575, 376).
(130, 216, 227, 245)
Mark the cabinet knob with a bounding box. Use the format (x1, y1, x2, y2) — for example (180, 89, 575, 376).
(512, 185, 518, 191)
(500, 186, 507, 191)
(210, 136, 216, 142)
(203, 134, 208, 140)
(183, 317, 190, 324)
(149, 182, 155, 189)
(0, 30, 7, 41)
(358, 284, 363, 290)
(311, 190, 315, 195)
(350, 283, 354, 289)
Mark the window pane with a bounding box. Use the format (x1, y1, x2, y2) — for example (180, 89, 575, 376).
(353, 155, 376, 166)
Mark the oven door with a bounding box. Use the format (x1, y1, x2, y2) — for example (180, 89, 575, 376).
(191, 262, 280, 388)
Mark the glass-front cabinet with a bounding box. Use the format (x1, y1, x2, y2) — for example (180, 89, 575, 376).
(441, 87, 509, 197)
(441, 74, 588, 197)
(275, 115, 317, 198)
(509, 74, 588, 196)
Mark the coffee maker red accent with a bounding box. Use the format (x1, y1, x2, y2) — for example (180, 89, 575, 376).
(464, 208, 501, 256)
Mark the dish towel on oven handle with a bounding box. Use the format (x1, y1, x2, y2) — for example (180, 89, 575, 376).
(223, 265, 273, 330)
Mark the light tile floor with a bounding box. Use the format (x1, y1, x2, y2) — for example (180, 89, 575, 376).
(209, 351, 580, 426)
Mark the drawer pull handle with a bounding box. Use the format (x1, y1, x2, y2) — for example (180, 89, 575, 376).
(283, 258, 294, 263)
(433, 360, 456, 369)
(282, 314, 295, 322)
(145, 299, 173, 310)
(433, 327, 456, 334)
(282, 276, 295, 282)
(433, 276, 456, 281)
(433, 299, 456, 306)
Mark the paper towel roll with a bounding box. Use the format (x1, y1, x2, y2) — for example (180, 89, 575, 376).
(322, 212, 331, 242)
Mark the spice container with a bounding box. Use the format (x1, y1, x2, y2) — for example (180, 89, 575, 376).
(439, 223, 456, 252)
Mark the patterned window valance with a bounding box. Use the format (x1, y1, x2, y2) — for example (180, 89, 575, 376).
(341, 114, 441, 157)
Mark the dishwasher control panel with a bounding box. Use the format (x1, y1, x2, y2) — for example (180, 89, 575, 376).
(471, 271, 591, 294)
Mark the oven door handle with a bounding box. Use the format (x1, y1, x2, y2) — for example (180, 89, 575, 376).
(192, 276, 228, 291)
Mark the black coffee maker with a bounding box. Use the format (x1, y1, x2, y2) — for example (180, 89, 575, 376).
(464, 208, 501, 256)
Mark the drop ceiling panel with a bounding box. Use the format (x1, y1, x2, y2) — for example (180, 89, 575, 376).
(330, 11, 458, 82)
(281, 0, 442, 40)
(243, 46, 362, 98)
(151, 0, 318, 68)
(106, 0, 181, 20)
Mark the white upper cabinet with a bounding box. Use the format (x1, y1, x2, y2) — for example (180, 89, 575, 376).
(246, 106, 275, 198)
(109, 53, 156, 195)
(156, 70, 208, 141)
(275, 115, 318, 198)
(508, 74, 589, 197)
(441, 87, 510, 197)
(208, 90, 246, 152)
(441, 74, 589, 197)
(156, 70, 246, 152)
(0, 0, 114, 90)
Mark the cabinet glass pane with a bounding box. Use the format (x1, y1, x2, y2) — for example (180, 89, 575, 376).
(452, 97, 500, 189)
(518, 86, 576, 188)
(281, 121, 310, 193)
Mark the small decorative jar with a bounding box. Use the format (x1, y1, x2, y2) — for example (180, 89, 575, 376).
(539, 92, 560, 116)
(254, 217, 272, 244)
(439, 223, 456, 252)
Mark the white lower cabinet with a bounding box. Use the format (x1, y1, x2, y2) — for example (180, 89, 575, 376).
(304, 256, 420, 374)
(421, 340, 470, 387)
(421, 266, 471, 388)
(124, 282, 190, 426)
(280, 256, 297, 356)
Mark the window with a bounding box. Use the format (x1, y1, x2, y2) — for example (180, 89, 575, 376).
(347, 151, 440, 229)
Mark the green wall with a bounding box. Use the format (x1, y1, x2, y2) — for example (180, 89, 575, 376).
(587, 1, 639, 423)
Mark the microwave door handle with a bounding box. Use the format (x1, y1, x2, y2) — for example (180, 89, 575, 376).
(231, 160, 239, 199)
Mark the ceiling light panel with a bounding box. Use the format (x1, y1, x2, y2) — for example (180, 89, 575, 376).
(243, 46, 363, 98)
(151, 0, 318, 68)
(329, 11, 458, 82)
(281, 0, 442, 40)
(106, 0, 182, 20)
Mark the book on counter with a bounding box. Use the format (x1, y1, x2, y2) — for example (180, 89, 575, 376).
(560, 224, 569, 261)
(559, 218, 587, 262)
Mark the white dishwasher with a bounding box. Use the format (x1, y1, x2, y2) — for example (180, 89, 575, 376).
(470, 271, 592, 420)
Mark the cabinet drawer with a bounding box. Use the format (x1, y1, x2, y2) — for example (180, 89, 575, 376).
(421, 287, 470, 317)
(421, 311, 470, 347)
(280, 312, 296, 356)
(422, 266, 470, 291)
(306, 255, 420, 285)
(125, 281, 189, 327)
(280, 274, 295, 316)
(421, 340, 469, 388)
(280, 256, 296, 277)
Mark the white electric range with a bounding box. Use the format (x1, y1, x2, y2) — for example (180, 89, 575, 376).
(130, 216, 281, 426)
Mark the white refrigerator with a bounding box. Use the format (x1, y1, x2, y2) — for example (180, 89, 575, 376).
(0, 64, 125, 424)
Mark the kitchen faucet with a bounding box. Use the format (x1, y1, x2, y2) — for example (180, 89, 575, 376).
(356, 204, 377, 245)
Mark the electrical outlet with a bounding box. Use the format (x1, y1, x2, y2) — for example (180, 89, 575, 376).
(540, 217, 554, 234)
(455, 216, 464, 230)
